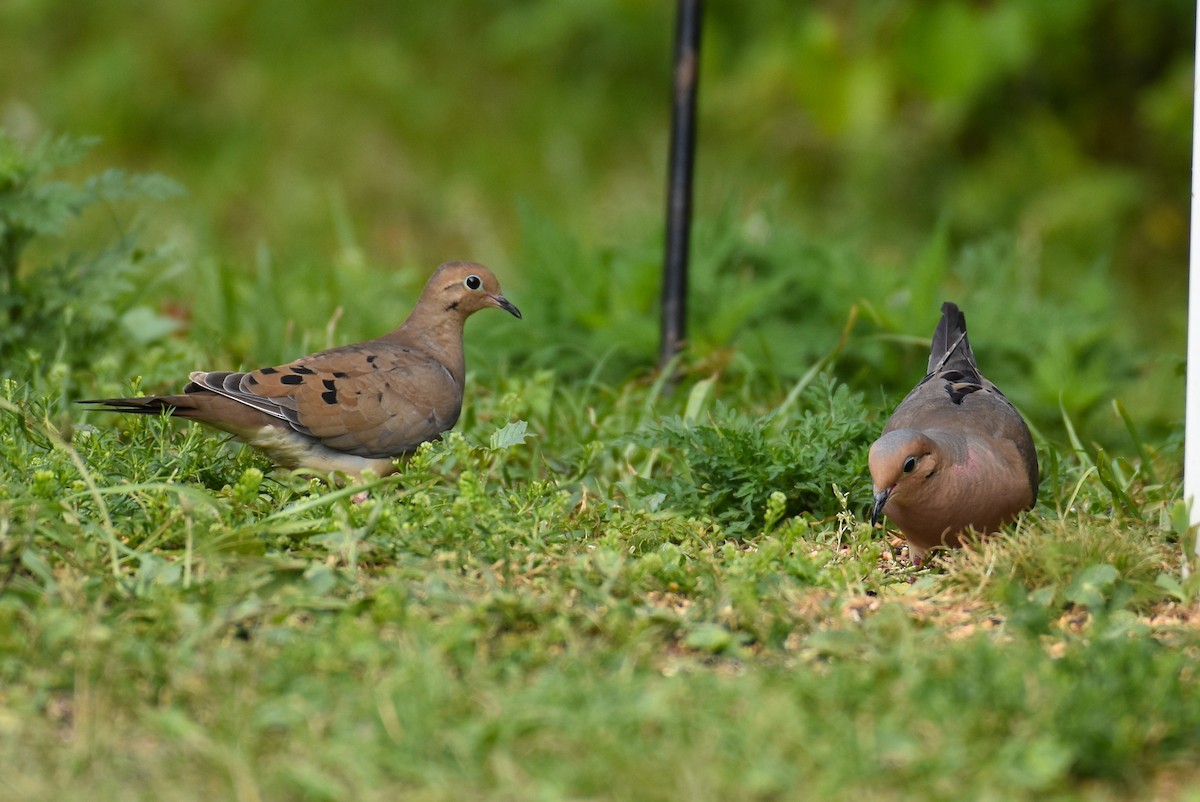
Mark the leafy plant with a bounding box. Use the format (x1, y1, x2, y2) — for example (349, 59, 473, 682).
(628, 374, 875, 534)
(0, 130, 184, 375)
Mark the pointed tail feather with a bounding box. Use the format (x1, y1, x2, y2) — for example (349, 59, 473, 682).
(79, 392, 289, 440)
(77, 397, 185, 415)
(927, 301, 979, 376)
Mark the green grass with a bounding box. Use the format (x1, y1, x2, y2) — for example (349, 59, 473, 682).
(0, 130, 1197, 801)
(1, 349, 1196, 801)
(0, 2, 1191, 440)
(0, 9, 1196, 796)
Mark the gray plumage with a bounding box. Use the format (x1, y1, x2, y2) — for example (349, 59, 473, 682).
(869, 302, 1038, 563)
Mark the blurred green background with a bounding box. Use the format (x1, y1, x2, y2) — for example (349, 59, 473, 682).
(0, 0, 1194, 447)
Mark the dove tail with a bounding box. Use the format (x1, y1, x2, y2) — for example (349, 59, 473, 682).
(77, 397, 188, 416)
(927, 302, 978, 375)
(79, 392, 288, 437)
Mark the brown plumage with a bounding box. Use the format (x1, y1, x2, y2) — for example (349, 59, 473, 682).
(81, 261, 520, 476)
(869, 302, 1038, 564)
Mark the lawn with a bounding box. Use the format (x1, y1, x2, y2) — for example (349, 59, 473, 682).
(1, 3, 1198, 801)
(2, 350, 1197, 801)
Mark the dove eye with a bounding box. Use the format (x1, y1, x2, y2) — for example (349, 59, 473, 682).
(464, 275, 482, 290)
(902, 456, 918, 474)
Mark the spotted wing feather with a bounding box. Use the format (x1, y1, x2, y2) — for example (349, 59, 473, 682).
(188, 341, 461, 459)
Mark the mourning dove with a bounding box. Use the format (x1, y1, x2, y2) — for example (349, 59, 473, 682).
(81, 261, 520, 477)
(869, 302, 1038, 563)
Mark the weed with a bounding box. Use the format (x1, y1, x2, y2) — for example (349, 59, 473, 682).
(628, 374, 874, 534)
(0, 132, 184, 380)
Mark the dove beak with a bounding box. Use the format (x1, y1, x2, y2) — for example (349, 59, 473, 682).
(492, 295, 522, 319)
(870, 488, 891, 526)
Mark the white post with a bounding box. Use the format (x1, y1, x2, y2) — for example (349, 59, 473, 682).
(1188, 1, 1200, 553)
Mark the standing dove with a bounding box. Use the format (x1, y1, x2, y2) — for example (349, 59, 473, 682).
(81, 261, 520, 477)
(869, 302, 1038, 563)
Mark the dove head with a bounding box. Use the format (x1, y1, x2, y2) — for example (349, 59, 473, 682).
(421, 261, 522, 320)
(868, 429, 941, 526)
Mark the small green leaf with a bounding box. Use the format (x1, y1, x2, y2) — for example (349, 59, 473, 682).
(684, 623, 734, 653)
(683, 375, 715, 422)
(1155, 572, 1190, 603)
(120, 305, 182, 345)
(1169, 500, 1195, 542)
(1065, 564, 1119, 609)
(490, 420, 530, 449)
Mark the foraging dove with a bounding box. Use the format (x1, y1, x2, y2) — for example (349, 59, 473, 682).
(869, 302, 1038, 563)
(81, 261, 520, 476)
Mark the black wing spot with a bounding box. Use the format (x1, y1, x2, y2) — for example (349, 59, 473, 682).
(291, 365, 315, 375)
(366, 354, 377, 365)
(259, 367, 279, 375)
(333, 371, 350, 378)
(322, 379, 337, 391)
(322, 389, 338, 405)
(246, 375, 259, 386)
(944, 381, 982, 405)
(281, 374, 304, 386)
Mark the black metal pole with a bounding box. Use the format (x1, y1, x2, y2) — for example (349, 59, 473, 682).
(659, 0, 702, 369)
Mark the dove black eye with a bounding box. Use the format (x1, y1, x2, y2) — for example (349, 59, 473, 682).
(465, 275, 482, 290)
(902, 456, 917, 474)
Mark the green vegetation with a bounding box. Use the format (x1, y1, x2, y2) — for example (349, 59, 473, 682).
(0, 3, 1197, 800)
(1, 1, 1191, 438)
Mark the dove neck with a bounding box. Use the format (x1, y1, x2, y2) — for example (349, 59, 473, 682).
(386, 312, 468, 382)
(924, 429, 970, 463)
